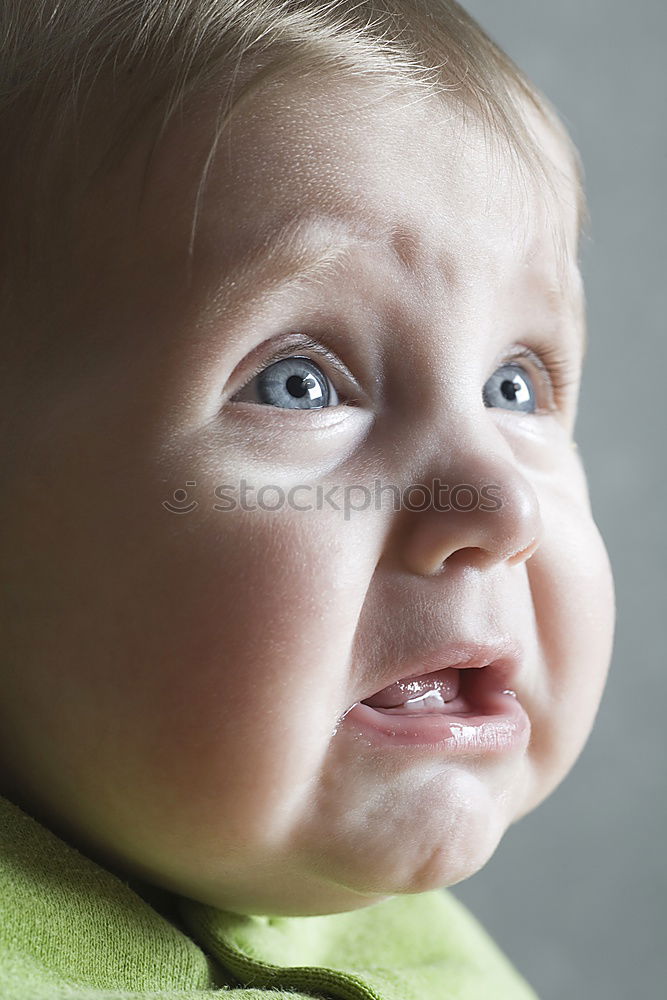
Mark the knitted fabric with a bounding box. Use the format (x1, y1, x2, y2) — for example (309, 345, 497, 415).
(0, 795, 538, 999)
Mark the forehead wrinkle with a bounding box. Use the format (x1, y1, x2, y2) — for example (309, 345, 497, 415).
(203, 212, 411, 315)
(213, 209, 473, 307)
(201, 202, 583, 356)
(386, 224, 424, 274)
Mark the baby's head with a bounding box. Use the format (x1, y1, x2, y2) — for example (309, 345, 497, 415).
(0, 1, 615, 917)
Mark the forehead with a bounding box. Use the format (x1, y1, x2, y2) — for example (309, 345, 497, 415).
(94, 73, 583, 323)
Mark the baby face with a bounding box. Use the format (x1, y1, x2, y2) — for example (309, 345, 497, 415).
(0, 74, 615, 916)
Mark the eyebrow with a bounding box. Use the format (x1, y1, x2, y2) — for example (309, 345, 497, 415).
(208, 214, 377, 308)
(207, 212, 587, 359)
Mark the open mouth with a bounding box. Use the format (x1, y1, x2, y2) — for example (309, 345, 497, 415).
(360, 664, 505, 716)
(342, 662, 530, 753)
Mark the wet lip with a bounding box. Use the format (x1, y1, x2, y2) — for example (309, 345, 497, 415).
(340, 640, 529, 753)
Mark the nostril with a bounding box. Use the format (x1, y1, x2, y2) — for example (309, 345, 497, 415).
(430, 547, 493, 575)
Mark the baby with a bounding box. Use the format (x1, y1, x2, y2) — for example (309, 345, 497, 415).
(0, 1, 616, 998)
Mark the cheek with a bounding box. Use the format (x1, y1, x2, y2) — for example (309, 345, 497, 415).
(527, 490, 615, 794)
(129, 503, 377, 818)
(2, 443, 378, 850)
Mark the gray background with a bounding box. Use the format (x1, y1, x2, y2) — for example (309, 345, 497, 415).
(449, 2, 667, 998)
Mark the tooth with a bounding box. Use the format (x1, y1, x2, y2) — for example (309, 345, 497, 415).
(363, 667, 460, 710)
(402, 689, 447, 711)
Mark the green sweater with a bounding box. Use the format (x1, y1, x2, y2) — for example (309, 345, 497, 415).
(0, 794, 539, 999)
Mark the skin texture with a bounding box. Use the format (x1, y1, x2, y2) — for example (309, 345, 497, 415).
(0, 73, 615, 917)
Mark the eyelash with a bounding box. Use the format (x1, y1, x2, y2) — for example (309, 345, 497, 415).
(498, 342, 580, 413)
(234, 335, 578, 413)
(234, 335, 365, 405)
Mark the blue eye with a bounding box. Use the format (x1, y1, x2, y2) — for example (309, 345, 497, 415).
(482, 363, 537, 413)
(232, 355, 339, 409)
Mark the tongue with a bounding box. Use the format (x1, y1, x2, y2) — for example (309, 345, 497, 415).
(362, 668, 460, 709)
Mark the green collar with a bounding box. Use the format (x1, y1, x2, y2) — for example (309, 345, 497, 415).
(1, 794, 537, 999)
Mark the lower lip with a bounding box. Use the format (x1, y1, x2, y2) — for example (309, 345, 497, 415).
(340, 689, 530, 755)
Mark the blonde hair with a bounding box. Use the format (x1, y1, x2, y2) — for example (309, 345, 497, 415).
(0, 0, 585, 332)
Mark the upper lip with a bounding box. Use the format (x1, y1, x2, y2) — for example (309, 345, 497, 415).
(358, 637, 522, 704)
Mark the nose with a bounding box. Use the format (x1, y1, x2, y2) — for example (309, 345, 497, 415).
(399, 442, 543, 577)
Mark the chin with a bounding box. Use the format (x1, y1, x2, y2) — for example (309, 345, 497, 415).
(337, 832, 504, 901)
(400, 844, 499, 894)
